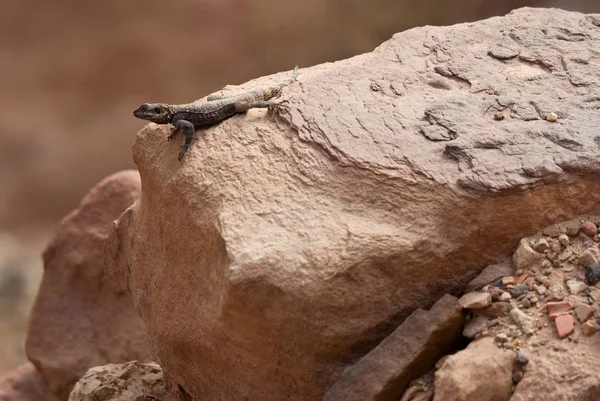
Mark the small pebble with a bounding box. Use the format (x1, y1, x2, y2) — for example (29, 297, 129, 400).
(502, 276, 516, 286)
(546, 112, 558, 122)
(512, 371, 524, 383)
(516, 350, 529, 365)
(581, 221, 598, 237)
(582, 320, 598, 336)
(495, 333, 509, 344)
(499, 292, 512, 302)
(521, 299, 531, 309)
(494, 113, 505, 120)
(532, 238, 549, 252)
(585, 263, 600, 285)
(509, 284, 528, 298)
(558, 233, 570, 247)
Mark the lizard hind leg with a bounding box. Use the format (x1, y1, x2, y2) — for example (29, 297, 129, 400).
(234, 100, 279, 113)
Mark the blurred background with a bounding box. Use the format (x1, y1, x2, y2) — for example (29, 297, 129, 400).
(0, 0, 597, 375)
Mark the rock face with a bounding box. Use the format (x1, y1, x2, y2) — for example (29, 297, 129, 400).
(0, 363, 49, 401)
(322, 294, 464, 401)
(68, 361, 164, 401)
(25, 171, 153, 401)
(105, 7, 600, 401)
(433, 338, 515, 401)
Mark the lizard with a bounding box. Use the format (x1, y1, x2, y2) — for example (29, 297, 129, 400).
(133, 65, 298, 161)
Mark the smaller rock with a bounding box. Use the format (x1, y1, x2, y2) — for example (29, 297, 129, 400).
(582, 320, 598, 336)
(547, 301, 574, 319)
(521, 299, 531, 309)
(534, 285, 547, 295)
(559, 249, 573, 262)
(532, 238, 549, 252)
(585, 263, 600, 285)
(499, 292, 512, 302)
(502, 276, 516, 286)
(512, 371, 524, 383)
(558, 234, 570, 247)
(513, 238, 544, 270)
(566, 280, 587, 295)
(516, 350, 529, 365)
(458, 292, 492, 310)
(514, 273, 528, 285)
(465, 261, 515, 293)
(475, 302, 510, 318)
(575, 304, 594, 322)
(565, 224, 580, 237)
(509, 284, 528, 299)
(535, 276, 547, 284)
(546, 112, 558, 122)
(581, 221, 598, 237)
(555, 315, 574, 338)
(578, 247, 600, 267)
(494, 333, 509, 344)
(463, 316, 488, 339)
(509, 307, 535, 335)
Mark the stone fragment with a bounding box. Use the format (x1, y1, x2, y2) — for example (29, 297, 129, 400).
(578, 247, 600, 267)
(581, 221, 598, 237)
(585, 263, 600, 285)
(475, 302, 510, 318)
(433, 338, 514, 401)
(555, 315, 574, 339)
(25, 171, 153, 401)
(516, 350, 529, 365)
(513, 238, 544, 270)
(558, 234, 569, 247)
(502, 276, 516, 286)
(499, 292, 512, 302)
(514, 273, 529, 285)
(458, 292, 492, 310)
(0, 363, 49, 401)
(509, 284, 528, 298)
(532, 238, 549, 252)
(509, 308, 535, 335)
(68, 361, 165, 401)
(463, 315, 488, 339)
(582, 320, 598, 336)
(322, 295, 464, 401)
(494, 333, 509, 344)
(566, 280, 587, 295)
(465, 261, 514, 293)
(575, 305, 594, 322)
(534, 285, 547, 295)
(547, 301, 575, 319)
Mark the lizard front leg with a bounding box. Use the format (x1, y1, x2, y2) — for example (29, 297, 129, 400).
(172, 120, 196, 161)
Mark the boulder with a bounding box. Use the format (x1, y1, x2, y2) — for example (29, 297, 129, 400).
(68, 361, 164, 401)
(0, 363, 49, 401)
(25, 171, 153, 401)
(105, 7, 600, 401)
(433, 338, 514, 401)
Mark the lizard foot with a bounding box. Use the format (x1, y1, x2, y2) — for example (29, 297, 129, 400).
(178, 145, 190, 161)
(268, 99, 290, 113)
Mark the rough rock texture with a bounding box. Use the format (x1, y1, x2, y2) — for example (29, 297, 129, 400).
(433, 338, 514, 401)
(322, 294, 463, 401)
(0, 363, 49, 401)
(68, 361, 164, 401)
(26, 171, 153, 401)
(105, 7, 600, 401)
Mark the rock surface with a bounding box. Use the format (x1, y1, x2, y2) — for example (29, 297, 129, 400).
(68, 361, 164, 401)
(322, 294, 464, 401)
(105, 7, 600, 401)
(433, 338, 514, 401)
(0, 363, 49, 401)
(25, 171, 153, 401)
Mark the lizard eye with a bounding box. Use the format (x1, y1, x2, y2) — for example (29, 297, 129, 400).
(153, 107, 162, 114)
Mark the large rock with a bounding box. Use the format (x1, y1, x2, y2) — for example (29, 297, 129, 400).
(25, 171, 153, 401)
(322, 294, 463, 401)
(433, 338, 514, 401)
(105, 7, 600, 401)
(0, 363, 49, 401)
(68, 361, 165, 401)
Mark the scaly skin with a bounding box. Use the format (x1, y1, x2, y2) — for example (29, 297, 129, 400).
(133, 66, 298, 161)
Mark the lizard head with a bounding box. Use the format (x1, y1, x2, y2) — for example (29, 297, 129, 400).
(133, 103, 171, 124)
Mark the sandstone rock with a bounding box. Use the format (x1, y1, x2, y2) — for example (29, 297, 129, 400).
(68, 361, 164, 401)
(465, 260, 514, 293)
(510, 308, 535, 335)
(433, 338, 514, 401)
(104, 7, 600, 401)
(0, 363, 48, 401)
(581, 221, 598, 237)
(458, 292, 492, 310)
(558, 234, 569, 247)
(25, 171, 153, 401)
(513, 238, 544, 271)
(577, 247, 600, 267)
(575, 304, 594, 322)
(322, 295, 464, 401)
(582, 320, 598, 336)
(565, 279, 587, 295)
